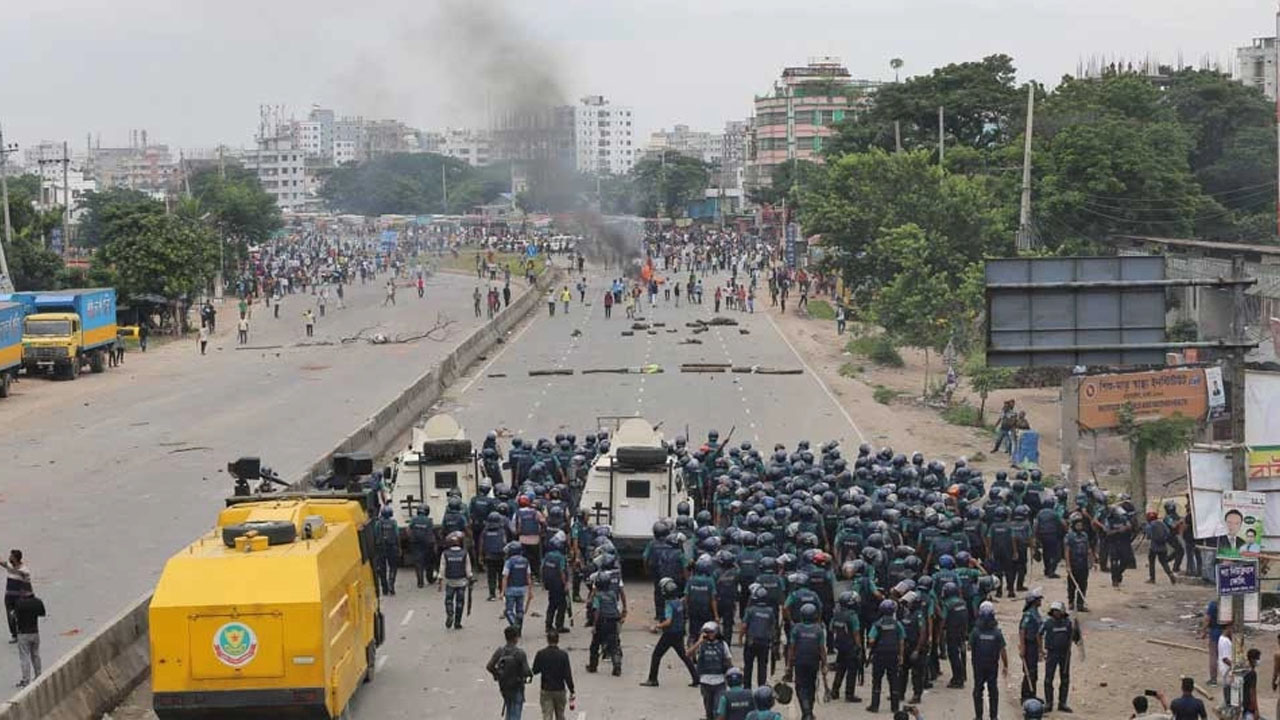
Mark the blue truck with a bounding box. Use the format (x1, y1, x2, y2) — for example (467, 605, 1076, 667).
(14, 288, 118, 380)
(0, 301, 24, 397)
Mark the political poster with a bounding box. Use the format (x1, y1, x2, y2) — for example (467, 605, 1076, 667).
(1219, 491, 1267, 559)
(1205, 366, 1226, 421)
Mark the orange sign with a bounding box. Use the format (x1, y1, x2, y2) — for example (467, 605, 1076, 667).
(1078, 368, 1208, 430)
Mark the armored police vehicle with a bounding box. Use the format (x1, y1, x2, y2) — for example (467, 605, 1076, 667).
(580, 417, 685, 559)
(388, 413, 478, 524)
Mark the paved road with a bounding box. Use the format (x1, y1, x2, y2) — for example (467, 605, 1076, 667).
(0, 270, 520, 678)
(114, 265, 1027, 720)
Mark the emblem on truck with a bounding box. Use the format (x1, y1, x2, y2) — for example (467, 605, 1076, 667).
(213, 621, 258, 667)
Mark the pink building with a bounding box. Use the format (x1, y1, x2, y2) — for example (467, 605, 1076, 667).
(747, 57, 881, 191)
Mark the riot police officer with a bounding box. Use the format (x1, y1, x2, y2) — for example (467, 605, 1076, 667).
(970, 601, 1009, 720)
(587, 572, 626, 675)
(1032, 502, 1066, 578)
(691, 621, 734, 720)
(739, 586, 777, 689)
(1040, 600, 1081, 712)
(716, 667, 754, 720)
(541, 533, 570, 634)
(373, 505, 400, 595)
(828, 590, 863, 702)
(787, 603, 827, 720)
(642, 577, 699, 687)
(437, 531, 473, 629)
(745, 686, 782, 720)
(686, 556, 720, 644)
(480, 511, 509, 600)
(500, 541, 533, 628)
(1019, 589, 1043, 701)
(1064, 514, 1094, 612)
(408, 505, 437, 588)
(941, 581, 970, 688)
(867, 599, 905, 713)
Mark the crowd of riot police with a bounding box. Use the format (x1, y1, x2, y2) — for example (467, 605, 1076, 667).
(363, 427, 1191, 720)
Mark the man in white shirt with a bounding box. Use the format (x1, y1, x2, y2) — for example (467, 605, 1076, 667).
(1218, 625, 1234, 706)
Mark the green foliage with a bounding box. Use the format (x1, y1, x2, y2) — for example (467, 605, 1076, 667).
(873, 385, 900, 405)
(97, 213, 219, 305)
(320, 153, 507, 215)
(748, 159, 824, 207)
(628, 154, 710, 218)
(846, 334, 905, 367)
(1, 175, 66, 289)
(806, 299, 836, 320)
(942, 401, 985, 427)
(77, 188, 166, 249)
(1115, 404, 1197, 456)
(188, 166, 282, 247)
(1167, 318, 1198, 342)
(838, 362, 862, 378)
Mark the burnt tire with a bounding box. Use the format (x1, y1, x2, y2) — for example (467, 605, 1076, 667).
(89, 351, 105, 373)
(615, 445, 668, 467)
(221, 520, 297, 547)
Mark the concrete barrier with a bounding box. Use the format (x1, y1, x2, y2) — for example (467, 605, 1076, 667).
(0, 593, 150, 720)
(0, 269, 560, 720)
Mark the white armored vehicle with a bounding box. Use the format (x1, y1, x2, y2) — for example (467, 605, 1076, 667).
(580, 417, 687, 559)
(389, 413, 478, 523)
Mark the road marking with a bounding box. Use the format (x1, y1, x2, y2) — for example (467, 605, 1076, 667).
(764, 313, 866, 443)
(459, 306, 542, 394)
(400, 609, 414, 626)
(376, 653, 389, 671)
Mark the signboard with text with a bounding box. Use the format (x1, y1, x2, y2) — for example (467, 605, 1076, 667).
(1077, 368, 1207, 431)
(1217, 560, 1259, 596)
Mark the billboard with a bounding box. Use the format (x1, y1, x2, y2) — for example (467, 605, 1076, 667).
(985, 256, 1167, 367)
(1247, 371, 1280, 479)
(1077, 367, 1208, 431)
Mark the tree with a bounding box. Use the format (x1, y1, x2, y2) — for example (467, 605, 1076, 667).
(77, 188, 165, 249)
(628, 154, 710, 218)
(1116, 404, 1197, 513)
(188, 166, 282, 249)
(747, 159, 823, 208)
(890, 58, 904, 83)
(97, 213, 219, 328)
(320, 153, 506, 215)
(1, 175, 65, 289)
(966, 361, 1015, 422)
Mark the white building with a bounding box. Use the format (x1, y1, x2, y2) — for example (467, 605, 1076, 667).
(333, 140, 357, 166)
(647, 124, 724, 166)
(1236, 36, 1277, 100)
(573, 95, 636, 175)
(296, 121, 325, 158)
(436, 128, 492, 167)
(240, 135, 308, 210)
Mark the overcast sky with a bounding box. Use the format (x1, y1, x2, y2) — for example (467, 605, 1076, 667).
(2, 0, 1274, 154)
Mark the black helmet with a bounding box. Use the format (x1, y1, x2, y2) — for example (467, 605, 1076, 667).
(677, 500, 692, 517)
(1022, 698, 1046, 719)
(798, 603, 818, 622)
(752, 685, 775, 710)
(838, 590, 859, 608)
(653, 520, 671, 538)
(708, 429, 720, 442)
(504, 542, 523, 557)
(447, 497, 463, 512)
(751, 585, 770, 604)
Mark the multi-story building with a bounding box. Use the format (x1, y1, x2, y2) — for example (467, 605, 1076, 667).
(88, 132, 179, 195)
(333, 140, 358, 166)
(746, 57, 881, 191)
(1236, 37, 1278, 100)
(572, 95, 636, 175)
(308, 107, 335, 159)
(334, 117, 368, 163)
(720, 120, 750, 191)
(239, 134, 308, 210)
(295, 121, 325, 158)
(435, 128, 492, 167)
(366, 119, 412, 158)
(646, 124, 723, 166)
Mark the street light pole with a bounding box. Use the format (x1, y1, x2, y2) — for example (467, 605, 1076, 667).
(0, 124, 17, 293)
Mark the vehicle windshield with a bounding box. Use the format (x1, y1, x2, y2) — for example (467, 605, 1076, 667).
(25, 319, 71, 336)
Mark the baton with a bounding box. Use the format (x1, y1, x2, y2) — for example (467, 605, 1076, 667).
(467, 576, 475, 616)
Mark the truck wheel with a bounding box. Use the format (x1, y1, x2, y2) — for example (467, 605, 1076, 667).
(220, 520, 297, 547)
(89, 351, 105, 373)
(363, 641, 376, 683)
(66, 361, 79, 381)
(0, 373, 9, 398)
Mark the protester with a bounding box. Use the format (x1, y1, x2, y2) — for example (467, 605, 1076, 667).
(487, 625, 533, 720)
(531, 631, 576, 720)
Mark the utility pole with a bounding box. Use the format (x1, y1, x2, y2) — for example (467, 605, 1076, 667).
(894, 120, 902, 153)
(1275, 4, 1279, 239)
(441, 162, 449, 210)
(0, 125, 16, 293)
(937, 106, 945, 165)
(1016, 84, 1036, 251)
(1229, 254, 1249, 659)
(61, 141, 70, 251)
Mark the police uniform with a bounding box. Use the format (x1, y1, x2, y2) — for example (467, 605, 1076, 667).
(741, 601, 777, 688)
(373, 514, 400, 595)
(481, 522, 509, 599)
(540, 547, 569, 633)
(439, 544, 471, 629)
(588, 576, 624, 674)
(716, 683, 754, 720)
(970, 620, 1006, 720)
(828, 605, 862, 701)
(1064, 528, 1091, 610)
(789, 621, 825, 720)
(942, 594, 970, 687)
(686, 572, 718, 645)
(502, 552, 532, 628)
(695, 637, 733, 720)
(1019, 604, 1042, 700)
(644, 594, 698, 685)
(1034, 507, 1065, 577)
(867, 615, 905, 713)
(408, 511, 437, 587)
(1041, 613, 1079, 709)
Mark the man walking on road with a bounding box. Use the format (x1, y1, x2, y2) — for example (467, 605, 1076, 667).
(532, 631, 576, 720)
(13, 588, 44, 688)
(198, 325, 209, 355)
(303, 309, 315, 338)
(2, 550, 31, 644)
(237, 315, 249, 345)
(487, 625, 533, 720)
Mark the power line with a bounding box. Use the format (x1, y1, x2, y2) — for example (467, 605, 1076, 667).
(1076, 179, 1277, 204)
(1078, 185, 1276, 214)
(1076, 191, 1275, 225)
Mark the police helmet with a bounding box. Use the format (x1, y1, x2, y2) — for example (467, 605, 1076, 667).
(677, 500, 692, 517)
(939, 554, 956, 570)
(725, 667, 744, 687)
(1022, 698, 1046, 719)
(380, 505, 393, 518)
(798, 603, 818, 622)
(838, 590, 859, 608)
(653, 520, 671, 538)
(659, 577, 679, 597)
(504, 542, 523, 557)
(752, 685, 776, 710)
(447, 497, 463, 512)
(751, 585, 770, 604)
(878, 599, 897, 616)
(701, 621, 720, 636)
(942, 582, 959, 598)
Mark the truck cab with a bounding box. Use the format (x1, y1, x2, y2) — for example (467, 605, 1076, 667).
(388, 413, 478, 525)
(18, 288, 117, 379)
(580, 417, 685, 559)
